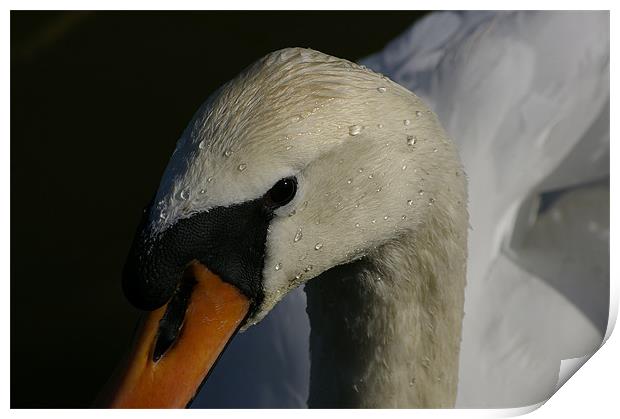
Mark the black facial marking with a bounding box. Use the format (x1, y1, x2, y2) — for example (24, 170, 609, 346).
(122, 176, 298, 315)
(122, 197, 272, 313)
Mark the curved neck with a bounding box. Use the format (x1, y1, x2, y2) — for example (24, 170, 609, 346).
(305, 209, 467, 408)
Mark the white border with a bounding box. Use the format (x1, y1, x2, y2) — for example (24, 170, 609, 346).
(4, 2, 617, 418)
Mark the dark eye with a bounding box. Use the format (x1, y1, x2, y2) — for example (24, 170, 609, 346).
(265, 177, 297, 208)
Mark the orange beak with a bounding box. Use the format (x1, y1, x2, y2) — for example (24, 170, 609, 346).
(98, 261, 250, 408)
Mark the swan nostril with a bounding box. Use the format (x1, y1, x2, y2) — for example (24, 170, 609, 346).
(152, 271, 197, 362)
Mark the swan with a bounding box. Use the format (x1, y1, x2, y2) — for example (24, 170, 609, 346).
(188, 11, 609, 409)
(102, 47, 468, 408)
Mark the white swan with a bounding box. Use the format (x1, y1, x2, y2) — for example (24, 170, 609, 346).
(103, 47, 468, 408)
(192, 11, 609, 409)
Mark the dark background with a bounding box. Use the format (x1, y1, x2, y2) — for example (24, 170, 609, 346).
(11, 11, 427, 408)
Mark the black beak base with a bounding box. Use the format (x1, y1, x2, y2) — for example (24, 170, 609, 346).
(122, 198, 273, 313)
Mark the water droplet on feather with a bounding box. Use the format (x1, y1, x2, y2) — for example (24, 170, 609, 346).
(349, 125, 363, 136)
(294, 227, 303, 242)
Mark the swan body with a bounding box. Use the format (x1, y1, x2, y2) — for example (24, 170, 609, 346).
(364, 10, 609, 407)
(125, 47, 468, 408)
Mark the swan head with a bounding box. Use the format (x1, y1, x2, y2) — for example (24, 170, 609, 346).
(110, 48, 465, 407)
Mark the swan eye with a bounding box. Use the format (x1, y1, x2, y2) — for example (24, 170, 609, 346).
(265, 177, 297, 208)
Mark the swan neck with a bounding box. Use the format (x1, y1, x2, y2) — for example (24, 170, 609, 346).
(305, 213, 467, 408)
